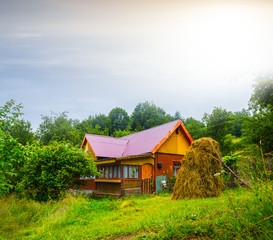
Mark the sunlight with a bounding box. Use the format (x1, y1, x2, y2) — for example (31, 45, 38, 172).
(170, 3, 272, 79)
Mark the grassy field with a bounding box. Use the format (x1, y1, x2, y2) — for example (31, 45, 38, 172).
(0, 184, 272, 240)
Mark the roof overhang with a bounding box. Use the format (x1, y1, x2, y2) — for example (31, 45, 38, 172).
(94, 153, 154, 165)
(80, 135, 97, 159)
(151, 119, 193, 153)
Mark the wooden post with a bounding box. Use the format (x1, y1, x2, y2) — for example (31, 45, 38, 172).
(120, 165, 124, 196)
(215, 152, 252, 190)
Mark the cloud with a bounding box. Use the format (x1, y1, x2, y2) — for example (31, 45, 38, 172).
(1, 0, 273, 130)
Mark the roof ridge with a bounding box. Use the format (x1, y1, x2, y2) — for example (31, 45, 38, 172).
(119, 119, 181, 139)
(122, 139, 130, 156)
(85, 134, 118, 139)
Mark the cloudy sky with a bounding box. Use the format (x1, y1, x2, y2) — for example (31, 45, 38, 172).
(1, 0, 273, 129)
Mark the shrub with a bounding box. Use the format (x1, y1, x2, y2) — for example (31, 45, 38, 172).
(23, 142, 97, 201)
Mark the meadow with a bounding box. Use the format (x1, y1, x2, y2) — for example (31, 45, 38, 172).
(0, 182, 272, 240)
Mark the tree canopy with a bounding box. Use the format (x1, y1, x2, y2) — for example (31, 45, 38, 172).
(109, 107, 129, 134)
(249, 76, 273, 112)
(130, 101, 172, 131)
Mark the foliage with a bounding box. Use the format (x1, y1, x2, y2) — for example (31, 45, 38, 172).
(230, 109, 250, 137)
(10, 119, 35, 145)
(243, 110, 273, 154)
(243, 76, 273, 153)
(91, 114, 111, 135)
(0, 99, 23, 132)
(23, 142, 97, 201)
(223, 152, 241, 181)
(36, 112, 81, 146)
(0, 131, 27, 195)
(249, 75, 273, 112)
(0, 100, 26, 195)
(131, 101, 171, 131)
(112, 129, 134, 138)
(108, 107, 129, 134)
(76, 116, 109, 138)
(183, 117, 206, 140)
(203, 107, 233, 151)
(172, 111, 183, 121)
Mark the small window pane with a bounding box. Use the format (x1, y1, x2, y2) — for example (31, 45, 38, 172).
(134, 166, 139, 178)
(105, 167, 108, 178)
(117, 166, 121, 178)
(129, 166, 133, 178)
(109, 166, 112, 178)
(124, 166, 128, 178)
(113, 166, 117, 178)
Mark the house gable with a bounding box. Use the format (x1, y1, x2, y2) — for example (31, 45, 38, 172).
(157, 126, 191, 155)
(81, 137, 97, 160)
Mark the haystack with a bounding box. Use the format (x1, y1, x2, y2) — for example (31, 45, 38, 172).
(172, 137, 224, 200)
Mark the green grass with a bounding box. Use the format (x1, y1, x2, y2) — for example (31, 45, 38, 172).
(0, 184, 272, 240)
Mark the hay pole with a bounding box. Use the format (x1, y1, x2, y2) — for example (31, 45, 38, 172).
(214, 152, 252, 190)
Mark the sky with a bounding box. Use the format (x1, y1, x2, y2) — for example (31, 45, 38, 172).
(1, 0, 273, 130)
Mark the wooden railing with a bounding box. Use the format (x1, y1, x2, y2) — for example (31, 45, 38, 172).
(141, 178, 154, 194)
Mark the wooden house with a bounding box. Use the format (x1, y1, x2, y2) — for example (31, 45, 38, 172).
(80, 119, 193, 196)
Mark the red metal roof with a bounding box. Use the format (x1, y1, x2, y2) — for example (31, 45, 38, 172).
(82, 119, 193, 159)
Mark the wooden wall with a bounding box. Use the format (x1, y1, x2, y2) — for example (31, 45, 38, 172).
(96, 182, 121, 194)
(155, 153, 183, 178)
(157, 126, 190, 155)
(79, 179, 96, 190)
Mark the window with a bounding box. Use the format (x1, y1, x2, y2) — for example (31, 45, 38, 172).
(109, 166, 112, 178)
(104, 167, 108, 178)
(123, 165, 139, 179)
(129, 166, 133, 178)
(98, 166, 122, 179)
(173, 162, 181, 177)
(113, 166, 117, 178)
(133, 166, 139, 178)
(117, 166, 121, 178)
(123, 165, 128, 178)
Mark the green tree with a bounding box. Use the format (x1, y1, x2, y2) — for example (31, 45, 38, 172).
(36, 112, 80, 146)
(230, 109, 250, 138)
(0, 99, 23, 132)
(244, 76, 273, 153)
(23, 142, 97, 201)
(249, 75, 273, 112)
(243, 109, 273, 153)
(109, 107, 129, 134)
(0, 131, 27, 195)
(0, 100, 26, 195)
(131, 101, 171, 131)
(91, 114, 111, 135)
(76, 115, 110, 138)
(10, 119, 35, 145)
(172, 111, 183, 121)
(113, 129, 134, 138)
(184, 117, 206, 140)
(202, 107, 233, 150)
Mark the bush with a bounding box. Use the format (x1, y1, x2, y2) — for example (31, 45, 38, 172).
(23, 142, 97, 201)
(0, 131, 27, 195)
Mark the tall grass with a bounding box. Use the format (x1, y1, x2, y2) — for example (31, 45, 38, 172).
(0, 184, 272, 240)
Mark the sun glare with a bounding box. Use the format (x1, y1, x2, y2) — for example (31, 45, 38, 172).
(169, 3, 273, 80)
